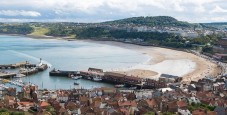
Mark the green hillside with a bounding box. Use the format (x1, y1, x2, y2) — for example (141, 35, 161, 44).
(103, 16, 195, 27)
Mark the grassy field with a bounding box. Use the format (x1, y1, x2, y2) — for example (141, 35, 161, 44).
(29, 27, 49, 36)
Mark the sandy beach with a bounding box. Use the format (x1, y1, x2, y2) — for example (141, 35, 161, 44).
(83, 40, 221, 83)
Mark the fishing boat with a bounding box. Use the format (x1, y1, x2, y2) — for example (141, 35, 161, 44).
(70, 74, 82, 80)
(74, 82, 79, 85)
(93, 76, 102, 81)
(114, 84, 125, 88)
(72, 76, 81, 80)
(14, 74, 26, 78)
(129, 86, 137, 90)
(2, 79, 10, 83)
(87, 76, 92, 80)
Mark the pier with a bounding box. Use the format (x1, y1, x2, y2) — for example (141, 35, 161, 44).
(102, 72, 145, 88)
(37, 64, 48, 71)
(0, 72, 16, 78)
(0, 61, 48, 77)
(0, 62, 28, 69)
(19, 68, 39, 76)
(18, 62, 48, 76)
(49, 69, 78, 77)
(48, 67, 167, 89)
(80, 68, 104, 81)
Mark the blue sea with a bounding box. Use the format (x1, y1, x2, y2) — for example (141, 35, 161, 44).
(0, 35, 149, 89)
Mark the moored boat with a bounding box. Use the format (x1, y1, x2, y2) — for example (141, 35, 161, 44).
(74, 82, 79, 85)
(114, 84, 125, 88)
(2, 79, 10, 83)
(14, 74, 26, 78)
(93, 76, 102, 81)
(129, 86, 137, 90)
(70, 72, 82, 80)
(72, 76, 82, 80)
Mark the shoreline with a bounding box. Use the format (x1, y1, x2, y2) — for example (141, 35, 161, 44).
(0, 34, 222, 83)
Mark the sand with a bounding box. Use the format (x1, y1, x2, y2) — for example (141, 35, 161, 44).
(83, 40, 221, 83)
(113, 69, 158, 78)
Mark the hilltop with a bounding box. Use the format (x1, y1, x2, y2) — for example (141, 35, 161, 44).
(103, 16, 196, 28)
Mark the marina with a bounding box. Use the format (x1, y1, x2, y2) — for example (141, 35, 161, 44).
(0, 79, 25, 87)
(0, 60, 171, 90)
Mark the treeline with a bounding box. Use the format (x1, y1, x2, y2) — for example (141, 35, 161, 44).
(190, 34, 222, 54)
(46, 26, 223, 49)
(0, 24, 33, 35)
(190, 34, 221, 45)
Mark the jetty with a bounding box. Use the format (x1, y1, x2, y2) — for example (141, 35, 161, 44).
(0, 71, 16, 78)
(80, 68, 104, 81)
(102, 72, 167, 89)
(37, 64, 48, 71)
(0, 62, 28, 69)
(49, 69, 78, 77)
(102, 72, 142, 85)
(19, 63, 48, 76)
(48, 67, 168, 89)
(19, 68, 39, 76)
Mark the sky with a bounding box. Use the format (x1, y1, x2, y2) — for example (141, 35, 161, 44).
(0, 0, 227, 23)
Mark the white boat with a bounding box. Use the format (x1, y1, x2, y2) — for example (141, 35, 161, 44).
(115, 84, 125, 88)
(129, 87, 137, 90)
(15, 79, 23, 84)
(93, 76, 102, 81)
(72, 76, 82, 80)
(71, 74, 82, 80)
(15, 74, 26, 78)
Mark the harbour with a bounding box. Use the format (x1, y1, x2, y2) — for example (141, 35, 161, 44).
(48, 67, 168, 89)
(0, 61, 167, 90)
(0, 35, 148, 89)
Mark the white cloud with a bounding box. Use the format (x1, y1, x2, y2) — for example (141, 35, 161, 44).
(210, 5, 227, 13)
(0, 0, 226, 22)
(0, 10, 41, 17)
(211, 17, 226, 21)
